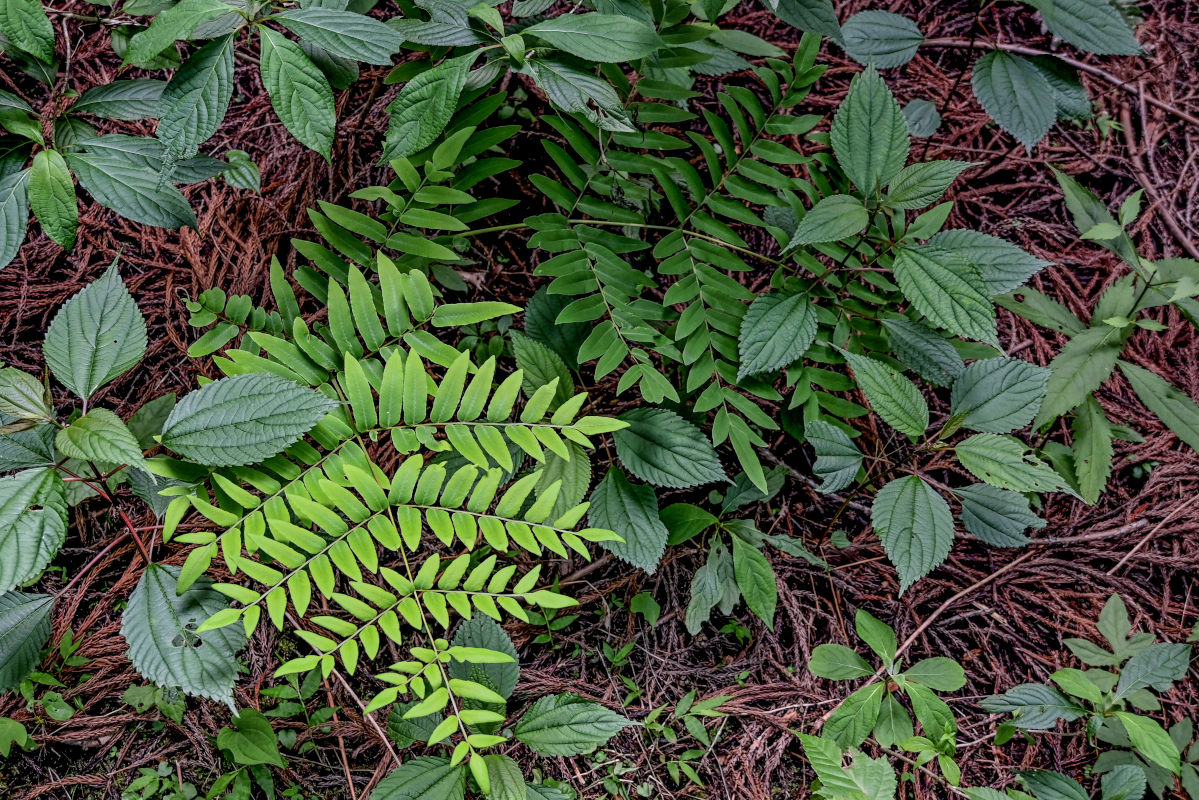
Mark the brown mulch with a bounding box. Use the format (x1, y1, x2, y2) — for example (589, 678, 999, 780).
(1, 1, 1197, 798)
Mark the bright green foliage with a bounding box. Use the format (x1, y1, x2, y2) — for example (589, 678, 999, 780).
(798, 731, 898, 799)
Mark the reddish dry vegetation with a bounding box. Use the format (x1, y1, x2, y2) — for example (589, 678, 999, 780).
(1, 1, 1197, 798)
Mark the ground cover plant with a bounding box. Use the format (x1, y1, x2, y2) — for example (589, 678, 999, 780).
(0, 0, 1197, 798)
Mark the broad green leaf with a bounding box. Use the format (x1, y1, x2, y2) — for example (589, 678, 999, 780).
(521, 14, 662, 62)
(158, 34, 236, 159)
(1029, 56, 1092, 121)
(612, 408, 727, 488)
(55, 409, 148, 473)
(956, 433, 1077, 496)
(950, 357, 1050, 433)
(0, 0, 55, 64)
(904, 681, 955, 740)
(0, 414, 55, 471)
(954, 484, 1043, 547)
(72, 79, 167, 120)
(217, 708, 284, 766)
(842, 350, 929, 437)
(450, 616, 519, 700)
(1017, 770, 1088, 800)
(0, 467, 67, 594)
(510, 331, 573, 408)
(43, 260, 148, 400)
(805, 419, 862, 493)
(121, 564, 247, 705)
(893, 244, 997, 345)
(841, 10, 923, 68)
(259, 27, 336, 159)
(514, 693, 634, 755)
(272, 8, 402, 65)
(1072, 395, 1113, 504)
(902, 657, 966, 691)
(1032, 326, 1124, 427)
(381, 53, 474, 162)
(1114, 643, 1191, 701)
(685, 545, 730, 634)
(809, 643, 873, 680)
(929, 229, 1050, 296)
(874, 692, 914, 749)
(1027, 0, 1141, 56)
(830, 67, 909, 196)
(0, 90, 33, 115)
(737, 291, 818, 378)
(798, 733, 897, 800)
(871, 475, 954, 592)
(124, 0, 234, 66)
(385, 702, 439, 748)
(0, 169, 30, 270)
(766, 0, 841, 38)
(660, 503, 717, 546)
(902, 99, 940, 138)
(980, 683, 1085, 729)
(160, 373, 336, 466)
(731, 534, 777, 629)
(588, 468, 668, 574)
(483, 755, 525, 800)
(0, 368, 51, 420)
(824, 682, 884, 748)
(1100, 765, 1147, 800)
(881, 318, 963, 386)
(28, 150, 76, 249)
(1118, 361, 1199, 451)
(222, 149, 260, 193)
(886, 160, 974, 210)
(66, 150, 197, 229)
(520, 58, 633, 132)
(373, 756, 465, 800)
(0, 590, 53, 690)
(786, 194, 869, 248)
(1113, 713, 1181, 774)
(971, 51, 1055, 150)
(856, 610, 897, 666)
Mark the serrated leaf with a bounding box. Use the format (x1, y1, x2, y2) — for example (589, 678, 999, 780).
(43, 260, 148, 401)
(0, 467, 67, 595)
(450, 616, 519, 700)
(785, 195, 869, 249)
(737, 291, 817, 378)
(893, 244, 998, 345)
(588, 468, 667, 574)
(971, 51, 1055, 150)
(1028, 0, 1141, 56)
(766, 0, 841, 38)
(902, 99, 940, 138)
(954, 484, 1043, 547)
(871, 475, 954, 592)
(534, 440, 590, 522)
(805, 419, 862, 493)
(124, 0, 234, 66)
(1018, 770, 1088, 800)
(520, 59, 633, 132)
(881, 318, 963, 386)
(1072, 395, 1113, 504)
(259, 27, 336, 159)
(841, 10, 923, 68)
(157, 34, 236, 159)
(0, 590, 52, 690)
(0, 0, 55, 64)
(0, 169, 30, 270)
(980, 683, 1085, 729)
(28, 150, 76, 250)
(830, 67, 909, 196)
(160, 373, 336, 466)
(381, 53, 473, 162)
(613, 408, 726, 488)
(842, 350, 929, 437)
(272, 8, 402, 65)
(72, 79, 167, 120)
(0, 368, 50, 420)
(121, 564, 246, 705)
(731, 534, 776, 629)
(514, 693, 634, 755)
(928, 229, 1050, 296)
(1101, 764, 1147, 800)
(956, 433, 1076, 496)
(66, 150, 196, 229)
(886, 160, 974, 210)
(950, 357, 1050, 433)
(55, 409, 148, 474)
(1118, 361, 1199, 451)
(1033, 326, 1124, 427)
(521, 14, 662, 62)
(373, 756, 466, 800)
(385, 702, 440, 749)
(1028, 56, 1092, 121)
(511, 331, 573, 408)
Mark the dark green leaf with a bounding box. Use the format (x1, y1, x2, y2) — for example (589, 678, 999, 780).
(259, 27, 336, 158)
(871, 475, 954, 592)
(972, 51, 1055, 150)
(28, 149, 76, 249)
(588, 468, 668, 573)
(737, 291, 818, 378)
(613, 408, 727, 488)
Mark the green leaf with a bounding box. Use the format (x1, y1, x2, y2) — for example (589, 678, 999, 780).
(613, 408, 727, 489)
(980, 683, 1085, 729)
(1118, 361, 1199, 451)
(259, 27, 336, 159)
(954, 484, 1043, 547)
(830, 67, 909, 196)
(28, 150, 76, 250)
(222, 149, 260, 193)
(66, 150, 197, 229)
(0, 0, 55, 64)
(588, 468, 668, 574)
(929, 229, 1050, 296)
(381, 53, 474, 162)
(809, 643, 873, 680)
(1113, 713, 1181, 774)
(483, 755, 526, 800)
(856, 610, 897, 666)
(737, 291, 818, 379)
(1029, 56, 1092, 121)
(886, 160, 974, 210)
(950, 357, 1050, 433)
(0, 590, 53, 690)
(766, 0, 841, 38)
(385, 702, 440, 748)
(902, 657, 966, 691)
(121, 564, 247, 705)
(521, 14, 662, 62)
(0, 467, 67, 594)
(0, 169, 30, 270)
(971, 51, 1055, 150)
(893, 244, 998, 345)
(824, 682, 884, 748)
(902, 99, 941, 138)
(841, 350, 929, 437)
(881, 318, 964, 387)
(1032, 326, 1124, 427)
(871, 475, 954, 592)
(43, 260, 148, 401)
(433, 302, 522, 327)
(685, 544, 731, 634)
(1072, 395, 1113, 504)
(731, 534, 776, 629)
(124, 0, 234, 66)
(874, 692, 914, 749)
(450, 616, 519, 700)
(1028, 0, 1141, 56)
(272, 8, 402, 65)
(217, 708, 284, 766)
(1017, 770, 1088, 800)
(520, 58, 633, 132)
(1050, 167, 1138, 266)
(786, 195, 869, 248)
(72, 79, 167, 120)
(1100, 764, 1148, 800)
(798, 733, 897, 800)
(1114, 643, 1191, 701)
(157, 34, 236, 159)
(514, 693, 635, 755)
(160, 373, 336, 466)
(0, 367, 51, 420)
(956, 433, 1077, 496)
(805, 419, 862, 493)
(510, 331, 573, 408)
(373, 757, 465, 800)
(55, 409, 148, 473)
(841, 10, 923, 68)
